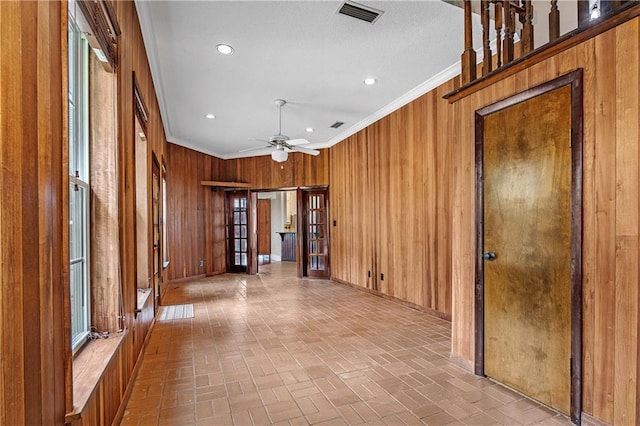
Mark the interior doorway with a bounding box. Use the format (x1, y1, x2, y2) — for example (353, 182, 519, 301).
(250, 188, 330, 279)
(257, 198, 271, 265)
(475, 71, 583, 421)
(254, 190, 298, 276)
(300, 188, 330, 278)
(226, 191, 249, 273)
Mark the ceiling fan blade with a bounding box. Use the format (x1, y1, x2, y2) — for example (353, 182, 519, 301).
(239, 144, 271, 153)
(248, 137, 270, 143)
(290, 146, 320, 156)
(287, 138, 310, 146)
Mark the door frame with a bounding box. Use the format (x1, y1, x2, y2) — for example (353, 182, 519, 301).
(225, 190, 254, 273)
(474, 69, 583, 423)
(298, 186, 331, 279)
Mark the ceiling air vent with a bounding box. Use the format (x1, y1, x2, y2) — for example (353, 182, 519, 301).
(337, 1, 383, 24)
(330, 121, 345, 129)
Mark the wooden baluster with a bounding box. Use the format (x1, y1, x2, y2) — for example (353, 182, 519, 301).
(549, 0, 560, 41)
(461, 0, 477, 84)
(503, 0, 515, 63)
(495, 2, 503, 68)
(521, 0, 534, 54)
(481, 0, 493, 75)
(577, 0, 590, 27)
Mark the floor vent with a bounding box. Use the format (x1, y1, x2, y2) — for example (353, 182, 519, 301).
(330, 121, 345, 129)
(337, 1, 383, 24)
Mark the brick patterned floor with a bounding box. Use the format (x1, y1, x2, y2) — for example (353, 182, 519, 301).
(120, 262, 572, 425)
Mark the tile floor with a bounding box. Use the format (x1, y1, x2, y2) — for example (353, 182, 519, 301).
(120, 262, 572, 425)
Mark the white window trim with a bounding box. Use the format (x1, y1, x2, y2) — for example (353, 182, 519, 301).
(68, 13, 91, 352)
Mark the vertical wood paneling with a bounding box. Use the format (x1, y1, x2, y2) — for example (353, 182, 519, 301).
(329, 16, 639, 424)
(436, 81, 456, 313)
(580, 36, 597, 416)
(1, 1, 638, 424)
(0, 1, 67, 424)
(447, 17, 640, 425)
(592, 27, 617, 422)
(329, 92, 453, 319)
(74, 1, 168, 424)
(166, 142, 227, 282)
(613, 19, 639, 426)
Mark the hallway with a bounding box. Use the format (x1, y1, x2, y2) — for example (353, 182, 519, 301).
(121, 263, 571, 425)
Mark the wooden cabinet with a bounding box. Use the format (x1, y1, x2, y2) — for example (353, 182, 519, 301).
(278, 232, 297, 261)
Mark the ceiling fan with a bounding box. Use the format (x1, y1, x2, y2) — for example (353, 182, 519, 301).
(240, 99, 320, 162)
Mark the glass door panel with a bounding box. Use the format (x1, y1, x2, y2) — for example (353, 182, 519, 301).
(228, 193, 248, 272)
(304, 190, 329, 278)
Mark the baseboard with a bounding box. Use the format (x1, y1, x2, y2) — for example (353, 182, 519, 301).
(112, 316, 156, 425)
(167, 274, 206, 285)
(330, 277, 452, 321)
(581, 412, 611, 426)
(449, 352, 474, 372)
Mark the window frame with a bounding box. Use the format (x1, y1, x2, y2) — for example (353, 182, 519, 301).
(68, 13, 91, 352)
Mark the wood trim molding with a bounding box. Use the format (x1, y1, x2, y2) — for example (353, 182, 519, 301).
(76, 0, 120, 72)
(201, 180, 251, 188)
(449, 352, 474, 372)
(444, 3, 639, 103)
(581, 412, 612, 426)
(332, 278, 453, 321)
(167, 274, 206, 285)
(64, 333, 126, 423)
(132, 72, 148, 133)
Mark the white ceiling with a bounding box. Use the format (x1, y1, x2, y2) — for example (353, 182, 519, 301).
(135, 1, 486, 159)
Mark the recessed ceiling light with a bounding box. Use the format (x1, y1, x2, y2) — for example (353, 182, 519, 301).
(305, 127, 314, 133)
(216, 44, 234, 55)
(363, 77, 377, 85)
(205, 113, 215, 119)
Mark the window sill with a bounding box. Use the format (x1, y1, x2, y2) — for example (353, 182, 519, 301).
(65, 331, 126, 423)
(137, 287, 153, 309)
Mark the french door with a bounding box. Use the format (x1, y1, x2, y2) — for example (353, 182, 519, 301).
(227, 192, 249, 272)
(300, 188, 330, 278)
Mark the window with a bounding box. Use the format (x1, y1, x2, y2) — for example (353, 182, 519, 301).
(162, 167, 169, 268)
(68, 13, 90, 351)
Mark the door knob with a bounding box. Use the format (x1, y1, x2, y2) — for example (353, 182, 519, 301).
(483, 252, 496, 261)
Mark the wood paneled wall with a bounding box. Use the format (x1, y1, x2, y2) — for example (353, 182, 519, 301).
(223, 149, 330, 190)
(447, 18, 639, 425)
(329, 15, 639, 425)
(0, 0, 170, 424)
(166, 142, 227, 282)
(2, 1, 637, 424)
(164, 146, 330, 284)
(0, 2, 67, 424)
(95, 1, 168, 424)
(329, 81, 455, 318)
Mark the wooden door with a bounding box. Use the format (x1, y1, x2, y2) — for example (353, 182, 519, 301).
(257, 199, 271, 259)
(301, 189, 330, 278)
(227, 192, 249, 273)
(476, 72, 583, 418)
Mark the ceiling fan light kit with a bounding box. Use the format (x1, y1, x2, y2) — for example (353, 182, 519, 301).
(271, 147, 288, 163)
(242, 99, 320, 162)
